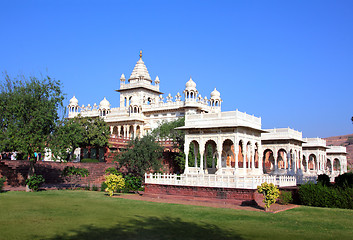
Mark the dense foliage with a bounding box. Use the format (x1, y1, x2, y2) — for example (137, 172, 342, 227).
(124, 174, 143, 192)
(105, 167, 121, 176)
(257, 182, 280, 210)
(317, 174, 331, 187)
(115, 135, 163, 177)
(104, 174, 125, 196)
(151, 117, 185, 171)
(0, 177, 6, 192)
(335, 172, 353, 188)
(278, 191, 293, 205)
(80, 158, 100, 163)
(299, 182, 353, 209)
(0, 73, 65, 158)
(51, 116, 109, 161)
(25, 174, 45, 192)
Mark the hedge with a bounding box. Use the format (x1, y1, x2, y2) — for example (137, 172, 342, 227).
(299, 183, 353, 209)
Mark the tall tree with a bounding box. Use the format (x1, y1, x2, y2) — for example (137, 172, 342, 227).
(0, 73, 65, 191)
(115, 135, 163, 177)
(0, 73, 64, 158)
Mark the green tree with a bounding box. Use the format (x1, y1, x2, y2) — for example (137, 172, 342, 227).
(151, 117, 186, 171)
(0, 73, 64, 158)
(115, 135, 163, 177)
(0, 73, 64, 191)
(50, 116, 110, 161)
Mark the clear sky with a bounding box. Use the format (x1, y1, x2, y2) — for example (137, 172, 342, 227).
(1, 0, 352, 138)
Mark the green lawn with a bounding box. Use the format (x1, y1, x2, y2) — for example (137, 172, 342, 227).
(0, 190, 352, 240)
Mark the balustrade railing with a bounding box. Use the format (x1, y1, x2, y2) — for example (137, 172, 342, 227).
(144, 173, 297, 189)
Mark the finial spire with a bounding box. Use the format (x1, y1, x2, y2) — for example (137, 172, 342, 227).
(139, 50, 142, 59)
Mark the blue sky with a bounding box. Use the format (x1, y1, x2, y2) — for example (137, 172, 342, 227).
(1, 0, 352, 138)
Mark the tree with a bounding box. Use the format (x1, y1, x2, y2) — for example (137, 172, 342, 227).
(115, 135, 163, 177)
(50, 116, 110, 161)
(151, 117, 186, 171)
(0, 73, 64, 191)
(0, 73, 65, 158)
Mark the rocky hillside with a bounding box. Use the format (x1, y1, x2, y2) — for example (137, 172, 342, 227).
(325, 133, 353, 170)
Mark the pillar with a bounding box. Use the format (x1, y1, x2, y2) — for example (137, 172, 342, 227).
(110, 126, 113, 135)
(184, 142, 189, 173)
(251, 144, 255, 171)
(118, 126, 121, 138)
(133, 124, 137, 139)
(234, 143, 239, 170)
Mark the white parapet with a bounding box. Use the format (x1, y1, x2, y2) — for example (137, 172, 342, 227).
(144, 173, 297, 189)
(179, 110, 262, 131)
(262, 128, 303, 142)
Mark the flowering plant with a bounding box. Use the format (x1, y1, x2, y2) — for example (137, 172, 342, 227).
(104, 174, 125, 196)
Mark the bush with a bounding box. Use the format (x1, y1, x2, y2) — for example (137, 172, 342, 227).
(278, 191, 293, 205)
(101, 182, 107, 192)
(0, 177, 6, 192)
(92, 185, 99, 191)
(299, 183, 353, 209)
(257, 182, 280, 210)
(105, 167, 121, 176)
(81, 158, 100, 163)
(317, 174, 331, 187)
(104, 174, 125, 196)
(25, 174, 45, 192)
(335, 173, 353, 188)
(124, 174, 143, 192)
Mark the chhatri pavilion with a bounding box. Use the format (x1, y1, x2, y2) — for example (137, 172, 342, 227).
(67, 51, 347, 189)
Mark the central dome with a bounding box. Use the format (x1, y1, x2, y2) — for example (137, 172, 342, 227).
(129, 51, 152, 81)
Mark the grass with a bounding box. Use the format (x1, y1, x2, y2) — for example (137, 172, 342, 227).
(0, 190, 353, 240)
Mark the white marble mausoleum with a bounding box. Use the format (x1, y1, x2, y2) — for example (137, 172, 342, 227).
(68, 51, 347, 188)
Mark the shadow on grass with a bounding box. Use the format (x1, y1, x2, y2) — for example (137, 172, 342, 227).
(40, 216, 243, 240)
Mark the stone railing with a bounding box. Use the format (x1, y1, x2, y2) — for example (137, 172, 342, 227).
(145, 173, 297, 189)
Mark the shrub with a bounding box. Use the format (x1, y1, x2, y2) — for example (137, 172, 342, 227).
(62, 166, 89, 189)
(335, 173, 353, 188)
(257, 182, 280, 210)
(84, 185, 90, 191)
(317, 174, 331, 187)
(105, 167, 121, 176)
(104, 174, 125, 196)
(101, 182, 107, 192)
(298, 183, 353, 209)
(81, 158, 100, 163)
(0, 177, 6, 192)
(124, 174, 143, 192)
(278, 191, 293, 205)
(92, 185, 99, 191)
(25, 174, 45, 192)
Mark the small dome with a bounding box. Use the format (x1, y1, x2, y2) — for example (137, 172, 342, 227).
(210, 88, 221, 99)
(99, 97, 110, 110)
(185, 77, 197, 90)
(120, 74, 126, 81)
(69, 96, 79, 106)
